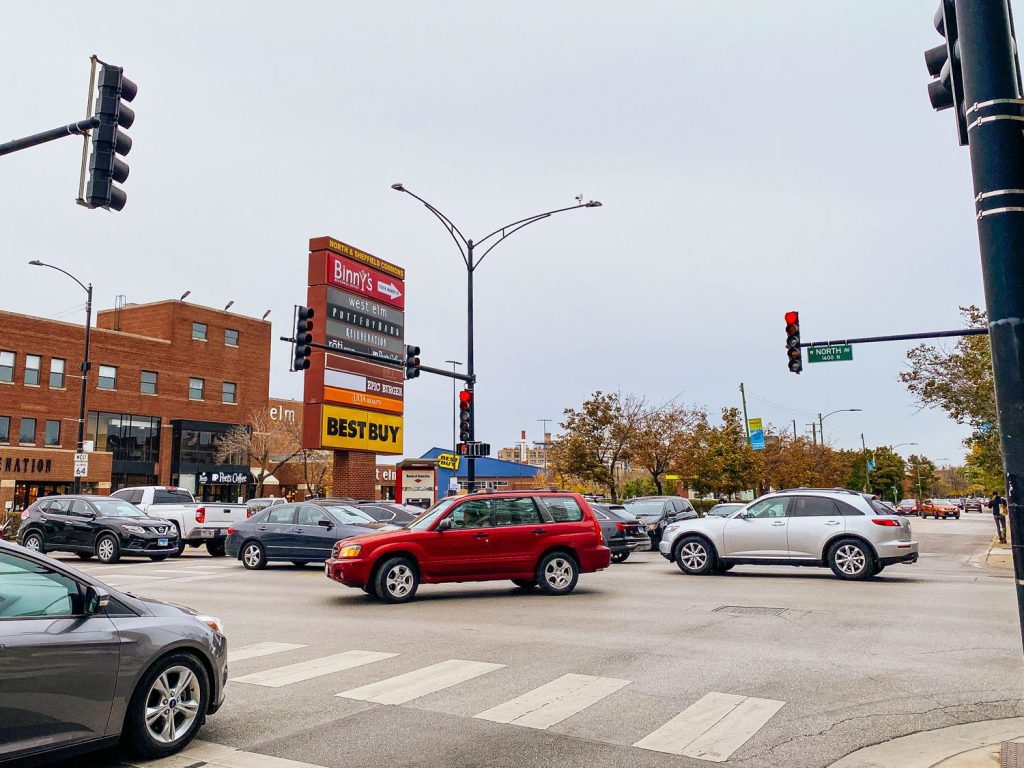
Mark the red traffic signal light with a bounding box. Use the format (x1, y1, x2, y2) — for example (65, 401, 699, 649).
(459, 390, 472, 405)
(785, 311, 802, 374)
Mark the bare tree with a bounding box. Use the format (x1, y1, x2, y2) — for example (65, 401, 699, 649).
(302, 450, 332, 498)
(215, 410, 305, 497)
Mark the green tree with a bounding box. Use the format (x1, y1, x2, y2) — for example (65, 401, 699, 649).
(905, 454, 938, 499)
(679, 408, 759, 497)
(867, 447, 905, 503)
(627, 402, 697, 495)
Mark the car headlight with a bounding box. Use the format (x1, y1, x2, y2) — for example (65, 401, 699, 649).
(123, 525, 146, 534)
(339, 543, 362, 558)
(196, 614, 225, 636)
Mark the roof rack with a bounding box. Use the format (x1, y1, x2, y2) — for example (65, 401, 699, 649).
(775, 487, 862, 495)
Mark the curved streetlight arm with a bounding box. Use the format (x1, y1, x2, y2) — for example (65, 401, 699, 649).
(392, 186, 469, 266)
(821, 408, 862, 421)
(473, 202, 599, 269)
(29, 260, 89, 293)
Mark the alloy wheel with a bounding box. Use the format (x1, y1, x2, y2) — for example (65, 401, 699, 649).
(144, 665, 202, 745)
(97, 537, 116, 561)
(243, 544, 262, 568)
(386, 564, 414, 597)
(680, 542, 708, 570)
(544, 557, 573, 589)
(24, 534, 41, 551)
(835, 544, 866, 575)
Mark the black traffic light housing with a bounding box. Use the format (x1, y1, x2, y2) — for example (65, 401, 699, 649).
(405, 345, 421, 380)
(459, 389, 473, 442)
(785, 311, 802, 374)
(925, 0, 968, 146)
(86, 64, 137, 210)
(293, 306, 314, 371)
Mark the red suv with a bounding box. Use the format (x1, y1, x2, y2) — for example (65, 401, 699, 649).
(324, 491, 611, 603)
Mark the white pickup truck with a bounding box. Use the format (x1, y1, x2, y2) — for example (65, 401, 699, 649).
(109, 486, 249, 556)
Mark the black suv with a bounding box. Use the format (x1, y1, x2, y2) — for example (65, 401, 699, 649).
(623, 496, 698, 550)
(17, 495, 179, 564)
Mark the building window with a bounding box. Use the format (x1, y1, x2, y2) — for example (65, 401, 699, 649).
(97, 365, 117, 390)
(87, 412, 161, 463)
(222, 381, 237, 404)
(192, 322, 208, 341)
(24, 355, 40, 386)
(0, 351, 14, 383)
(189, 377, 205, 400)
(225, 328, 239, 347)
(0, 416, 9, 443)
(19, 418, 36, 445)
(141, 370, 158, 395)
(45, 419, 61, 447)
(49, 358, 65, 388)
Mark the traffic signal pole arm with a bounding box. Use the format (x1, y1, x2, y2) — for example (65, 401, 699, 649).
(0, 117, 100, 157)
(279, 336, 475, 382)
(800, 327, 988, 348)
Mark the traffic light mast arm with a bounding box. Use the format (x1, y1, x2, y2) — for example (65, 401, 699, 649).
(0, 117, 100, 158)
(799, 327, 987, 348)
(279, 336, 475, 382)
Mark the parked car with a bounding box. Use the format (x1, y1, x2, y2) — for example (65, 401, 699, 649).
(964, 497, 985, 513)
(17, 495, 179, 564)
(623, 496, 698, 550)
(245, 496, 287, 517)
(659, 488, 918, 581)
(590, 503, 648, 562)
(353, 502, 421, 525)
(0, 539, 226, 764)
(324, 491, 611, 603)
(226, 501, 398, 569)
(919, 498, 961, 519)
(897, 499, 919, 516)
(706, 502, 746, 518)
(110, 486, 249, 556)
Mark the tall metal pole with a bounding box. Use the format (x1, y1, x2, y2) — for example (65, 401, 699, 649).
(818, 413, 825, 445)
(792, 420, 798, 439)
(739, 383, 750, 439)
(74, 285, 92, 494)
(956, 0, 1024, 653)
(445, 360, 462, 452)
(466, 241, 476, 492)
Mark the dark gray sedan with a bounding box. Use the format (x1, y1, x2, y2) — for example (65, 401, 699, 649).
(0, 539, 227, 764)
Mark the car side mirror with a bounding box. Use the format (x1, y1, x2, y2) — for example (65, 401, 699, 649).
(84, 585, 109, 615)
(436, 518, 453, 532)
(317, 519, 333, 529)
(738, 511, 749, 520)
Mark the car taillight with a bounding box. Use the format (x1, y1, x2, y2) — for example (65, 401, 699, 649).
(227, 527, 237, 535)
(195, 507, 206, 523)
(593, 518, 602, 540)
(246, 508, 254, 518)
(20, 511, 30, 520)
(872, 518, 901, 526)
(615, 522, 626, 531)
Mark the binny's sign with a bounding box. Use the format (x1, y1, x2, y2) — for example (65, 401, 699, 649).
(327, 253, 405, 310)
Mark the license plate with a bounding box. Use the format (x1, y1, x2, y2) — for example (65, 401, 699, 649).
(199, 529, 216, 538)
(158, 538, 168, 546)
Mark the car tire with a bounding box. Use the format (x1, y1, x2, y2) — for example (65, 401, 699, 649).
(674, 536, 716, 575)
(149, 555, 169, 562)
(714, 562, 734, 573)
(205, 540, 226, 557)
(96, 534, 121, 564)
(124, 652, 210, 759)
(291, 561, 309, 567)
(873, 562, 886, 575)
(611, 551, 630, 564)
(241, 541, 267, 570)
(361, 583, 378, 597)
(172, 524, 185, 557)
(512, 579, 537, 589)
(76, 552, 93, 560)
(374, 556, 419, 603)
(536, 552, 580, 596)
(828, 539, 873, 580)
(22, 531, 44, 553)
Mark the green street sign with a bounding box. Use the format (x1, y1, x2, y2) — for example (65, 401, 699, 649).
(807, 344, 854, 363)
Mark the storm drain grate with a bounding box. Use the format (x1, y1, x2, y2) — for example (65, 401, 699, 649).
(713, 605, 788, 616)
(1002, 741, 1024, 768)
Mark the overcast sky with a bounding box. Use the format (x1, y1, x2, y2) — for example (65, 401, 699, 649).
(2, 1, 990, 465)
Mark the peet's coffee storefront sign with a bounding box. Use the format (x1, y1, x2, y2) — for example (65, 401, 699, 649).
(0, 455, 54, 475)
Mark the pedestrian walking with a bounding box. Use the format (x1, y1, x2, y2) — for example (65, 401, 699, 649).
(988, 490, 1007, 544)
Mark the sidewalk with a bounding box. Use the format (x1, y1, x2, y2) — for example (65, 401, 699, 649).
(984, 534, 1013, 569)
(830, 718, 1024, 768)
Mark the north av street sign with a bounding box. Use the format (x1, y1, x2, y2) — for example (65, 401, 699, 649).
(807, 344, 854, 363)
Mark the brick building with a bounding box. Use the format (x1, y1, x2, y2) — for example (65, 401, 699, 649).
(0, 300, 270, 513)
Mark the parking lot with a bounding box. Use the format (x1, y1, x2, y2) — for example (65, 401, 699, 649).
(55, 512, 1021, 768)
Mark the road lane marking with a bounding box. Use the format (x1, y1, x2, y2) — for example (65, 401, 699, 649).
(474, 673, 630, 729)
(336, 659, 504, 705)
(126, 738, 328, 767)
(634, 691, 784, 761)
(233, 650, 396, 688)
(228, 642, 307, 663)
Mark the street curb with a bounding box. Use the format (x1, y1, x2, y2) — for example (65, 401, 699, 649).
(829, 718, 1024, 768)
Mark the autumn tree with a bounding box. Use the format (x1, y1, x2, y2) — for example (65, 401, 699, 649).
(905, 454, 939, 500)
(215, 410, 305, 497)
(759, 430, 848, 491)
(628, 402, 698, 494)
(678, 408, 759, 498)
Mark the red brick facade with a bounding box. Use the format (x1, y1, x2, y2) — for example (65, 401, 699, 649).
(331, 450, 377, 499)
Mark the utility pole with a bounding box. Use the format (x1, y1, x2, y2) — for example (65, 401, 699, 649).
(861, 433, 870, 493)
(739, 383, 750, 439)
(807, 423, 817, 446)
(537, 418, 552, 474)
(792, 420, 798, 439)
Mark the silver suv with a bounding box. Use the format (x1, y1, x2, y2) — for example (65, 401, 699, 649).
(659, 489, 918, 580)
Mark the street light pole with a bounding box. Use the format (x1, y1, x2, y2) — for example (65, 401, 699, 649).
(445, 360, 462, 452)
(391, 184, 601, 491)
(29, 260, 92, 494)
(818, 408, 862, 445)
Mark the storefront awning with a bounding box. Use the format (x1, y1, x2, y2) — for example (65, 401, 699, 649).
(251, 468, 280, 486)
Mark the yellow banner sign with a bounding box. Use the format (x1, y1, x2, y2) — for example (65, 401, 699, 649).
(320, 404, 403, 455)
(437, 453, 461, 470)
(747, 418, 763, 432)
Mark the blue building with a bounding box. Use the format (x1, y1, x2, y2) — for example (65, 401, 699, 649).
(419, 447, 542, 495)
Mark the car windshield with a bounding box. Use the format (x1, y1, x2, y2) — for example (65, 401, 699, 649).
(708, 503, 744, 517)
(624, 500, 665, 518)
(933, 499, 956, 505)
(407, 498, 457, 530)
(322, 504, 376, 524)
(91, 499, 145, 517)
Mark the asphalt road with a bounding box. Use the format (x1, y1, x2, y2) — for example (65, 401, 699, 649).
(51, 511, 1022, 768)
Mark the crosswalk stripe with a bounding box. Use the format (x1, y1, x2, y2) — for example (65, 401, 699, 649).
(474, 673, 630, 730)
(634, 692, 784, 761)
(228, 642, 307, 663)
(336, 659, 504, 705)
(125, 738, 328, 767)
(233, 650, 396, 688)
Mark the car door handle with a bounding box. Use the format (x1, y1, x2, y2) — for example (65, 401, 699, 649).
(532, 529, 547, 535)
(473, 532, 489, 539)
(771, 521, 786, 526)
(825, 521, 841, 526)
(257, 526, 268, 531)
(292, 528, 303, 533)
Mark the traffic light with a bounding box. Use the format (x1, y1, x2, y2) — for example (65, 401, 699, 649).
(405, 345, 421, 380)
(293, 306, 314, 371)
(925, 0, 967, 146)
(459, 389, 473, 442)
(86, 64, 137, 210)
(785, 311, 802, 374)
